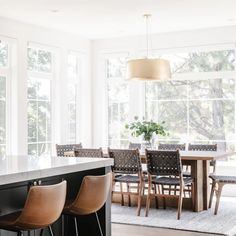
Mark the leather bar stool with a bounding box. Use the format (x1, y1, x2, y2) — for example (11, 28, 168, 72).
(63, 172, 112, 236)
(0, 181, 67, 236)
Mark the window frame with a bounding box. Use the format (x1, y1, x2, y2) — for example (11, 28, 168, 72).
(104, 44, 236, 152)
(66, 50, 83, 144)
(27, 43, 55, 156)
(0, 38, 13, 156)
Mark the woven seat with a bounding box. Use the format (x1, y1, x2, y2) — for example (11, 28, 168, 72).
(153, 177, 193, 186)
(74, 147, 103, 158)
(145, 149, 194, 220)
(115, 175, 140, 183)
(108, 148, 143, 216)
(209, 175, 236, 183)
(209, 174, 236, 215)
(56, 143, 82, 156)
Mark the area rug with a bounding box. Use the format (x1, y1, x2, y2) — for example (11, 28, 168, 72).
(111, 197, 236, 236)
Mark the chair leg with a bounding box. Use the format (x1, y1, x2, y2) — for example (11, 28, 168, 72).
(48, 226, 53, 236)
(17, 232, 23, 236)
(120, 183, 124, 206)
(145, 180, 151, 217)
(191, 182, 195, 211)
(177, 185, 184, 220)
(95, 212, 103, 236)
(127, 183, 131, 207)
(74, 217, 79, 236)
(154, 184, 159, 209)
(209, 180, 216, 209)
(214, 183, 224, 215)
(40, 228, 44, 236)
(161, 185, 166, 209)
(137, 181, 142, 216)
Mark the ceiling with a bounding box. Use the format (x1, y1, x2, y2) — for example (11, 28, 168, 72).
(0, 0, 236, 39)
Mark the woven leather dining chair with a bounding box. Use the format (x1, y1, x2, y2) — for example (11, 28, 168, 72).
(158, 143, 186, 151)
(56, 143, 82, 156)
(188, 144, 217, 173)
(0, 181, 67, 236)
(145, 149, 194, 220)
(209, 175, 236, 215)
(108, 148, 143, 216)
(63, 173, 111, 236)
(74, 147, 103, 158)
(157, 143, 190, 194)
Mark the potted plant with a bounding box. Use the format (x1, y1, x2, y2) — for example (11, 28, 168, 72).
(125, 116, 168, 148)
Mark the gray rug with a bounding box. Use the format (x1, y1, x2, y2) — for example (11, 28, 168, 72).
(111, 197, 236, 236)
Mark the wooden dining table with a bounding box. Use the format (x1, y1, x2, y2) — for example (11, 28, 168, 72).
(64, 150, 233, 212)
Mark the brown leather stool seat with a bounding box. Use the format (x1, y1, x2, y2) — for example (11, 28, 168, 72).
(0, 181, 67, 236)
(63, 173, 112, 236)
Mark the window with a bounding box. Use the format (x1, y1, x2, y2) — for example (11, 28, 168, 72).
(104, 48, 236, 154)
(0, 41, 8, 156)
(27, 46, 53, 156)
(145, 49, 235, 151)
(66, 53, 80, 143)
(106, 57, 129, 148)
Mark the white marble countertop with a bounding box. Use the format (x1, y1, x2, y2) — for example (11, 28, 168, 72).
(0, 155, 114, 185)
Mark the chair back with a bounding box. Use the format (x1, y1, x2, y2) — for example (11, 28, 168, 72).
(146, 149, 182, 176)
(56, 143, 82, 156)
(188, 144, 217, 151)
(74, 148, 103, 158)
(17, 181, 67, 228)
(158, 143, 186, 151)
(108, 148, 142, 174)
(129, 143, 141, 150)
(70, 173, 112, 215)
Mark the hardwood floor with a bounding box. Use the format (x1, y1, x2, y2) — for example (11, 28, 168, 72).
(112, 223, 221, 236)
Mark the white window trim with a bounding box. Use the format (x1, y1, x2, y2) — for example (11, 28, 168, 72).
(66, 50, 83, 144)
(0, 37, 16, 155)
(27, 43, 57, 156)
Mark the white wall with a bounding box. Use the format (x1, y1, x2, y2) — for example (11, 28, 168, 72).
(0, 17, 92, 155)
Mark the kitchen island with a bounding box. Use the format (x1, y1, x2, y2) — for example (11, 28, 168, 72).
(0, 155, 113, 236)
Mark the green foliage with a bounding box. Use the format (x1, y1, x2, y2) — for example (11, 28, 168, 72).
(125, 117, 168, 142)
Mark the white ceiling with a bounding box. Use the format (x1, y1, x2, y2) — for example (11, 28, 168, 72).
(0, 0, 236, 39)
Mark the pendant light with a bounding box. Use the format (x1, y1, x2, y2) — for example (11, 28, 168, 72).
(126, 14, 171, 81)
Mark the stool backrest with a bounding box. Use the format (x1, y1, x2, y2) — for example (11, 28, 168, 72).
(74, 148, 103, 158)
(17, 181, 67, 227)
(146, 149, 182, 176)
(70, 173, 112, 215)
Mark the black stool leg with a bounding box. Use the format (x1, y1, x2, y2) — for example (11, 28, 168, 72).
(48, 226, 53, 236)
(18, 231, 23, 236)
(40, 228, 44, 236)
(95, 212, 103, 236)
(74, 217, 79, 236)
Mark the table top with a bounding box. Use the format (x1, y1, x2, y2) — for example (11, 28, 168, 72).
(64, 150, 234, 161)
(0, 155, 114, 185)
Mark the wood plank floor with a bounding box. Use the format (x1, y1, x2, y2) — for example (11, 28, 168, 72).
(112, 223, 221, 236)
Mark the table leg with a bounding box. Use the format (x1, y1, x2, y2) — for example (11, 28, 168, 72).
(203, 160, 210, 210)
(191, 160, 203, 212)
